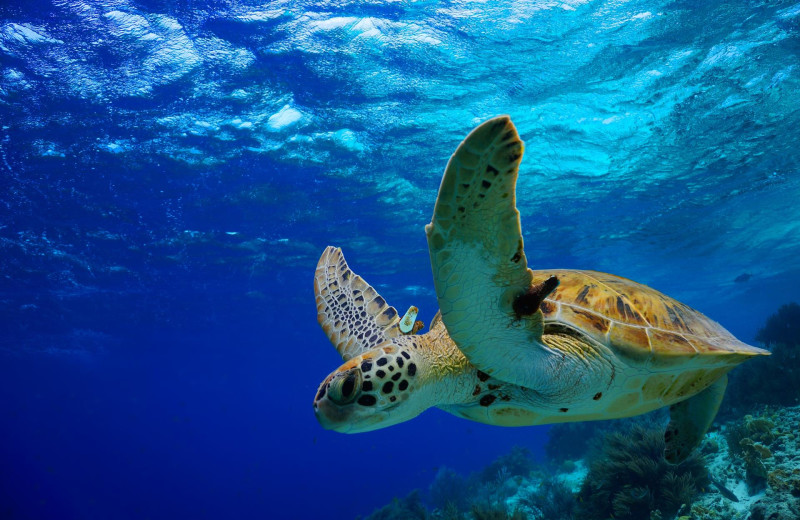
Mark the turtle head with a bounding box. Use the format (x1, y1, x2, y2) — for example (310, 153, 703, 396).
(313, 343, 428, 433)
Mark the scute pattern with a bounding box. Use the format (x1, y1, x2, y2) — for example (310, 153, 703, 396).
(531, 269, 768, 369)
(314, 246, 402, 361)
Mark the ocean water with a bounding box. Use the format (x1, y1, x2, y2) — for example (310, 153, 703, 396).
(1, 1, 799, 519)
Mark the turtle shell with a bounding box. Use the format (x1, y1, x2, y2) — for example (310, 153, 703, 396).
(534, 269, 768, 372)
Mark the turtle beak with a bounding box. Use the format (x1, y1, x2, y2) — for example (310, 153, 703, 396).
(314, 399, 390, 433)
(313, 397, 354, 433)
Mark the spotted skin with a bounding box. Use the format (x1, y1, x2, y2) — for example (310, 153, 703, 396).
(313, 320, 452, 433)
(317, 344, 419, 410)
(355, 345, 416, 408)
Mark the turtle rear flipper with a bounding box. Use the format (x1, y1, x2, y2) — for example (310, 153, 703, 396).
(664, 373, 728, 464)
(315, 246, 402, 360)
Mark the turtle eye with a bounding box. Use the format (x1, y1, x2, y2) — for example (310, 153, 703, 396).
(328, 370, 362, 405)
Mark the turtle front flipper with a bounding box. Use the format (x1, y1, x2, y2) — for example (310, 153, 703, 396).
(664, 373, 728, 464)
(425, 116, 555, 388)
(315, 246, 403, 361)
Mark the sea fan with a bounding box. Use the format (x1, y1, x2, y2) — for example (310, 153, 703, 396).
(577, 423, 709, 520)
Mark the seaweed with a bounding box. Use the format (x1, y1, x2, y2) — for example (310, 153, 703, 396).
(576, 424, 709, 520)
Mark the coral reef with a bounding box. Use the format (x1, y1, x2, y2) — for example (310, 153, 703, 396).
(576, 424, 709, 520)
(479, 446, 536, 482)
(427, 447, 541, 518)
(470, 504, 527, 520)
(691, 404, 800, 519)
(543, 411, 668, 467)
(515, 476, 576, 520)
(748, 492, 800, 520)
(767, 467, 800, 496)
(724, 414, 776, 457)
(364, 391, 800, 520)
(429, 467, 474, 513)
(724, 413, 778, 493)
(755, 302, 800, 347)
(363, 490, 429, 520)
(364, 405, 800, 520)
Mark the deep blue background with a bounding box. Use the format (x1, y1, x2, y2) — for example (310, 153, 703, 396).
(2, 1, 800, 519)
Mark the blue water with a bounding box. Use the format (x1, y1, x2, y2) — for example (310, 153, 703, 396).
(1, 1, 799, 519)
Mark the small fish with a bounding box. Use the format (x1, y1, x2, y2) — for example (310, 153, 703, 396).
(710, 477, 739, 502)
(734, 273, 752, 283)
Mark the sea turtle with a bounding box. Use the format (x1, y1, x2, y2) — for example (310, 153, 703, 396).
(312, 116, 768, 463)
